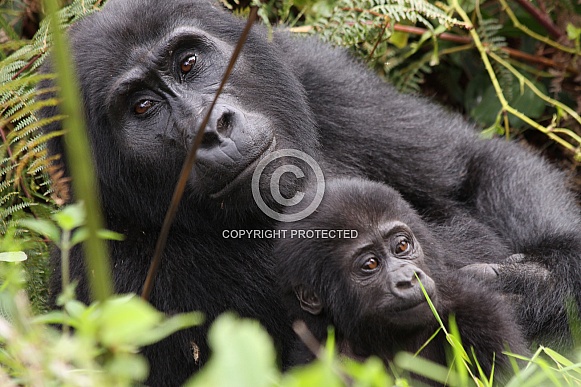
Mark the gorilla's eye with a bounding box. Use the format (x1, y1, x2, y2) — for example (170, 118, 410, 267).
(134, 100, 153, 115)
(362, 257, 379, 271)
(180, 54, 197, 74)
(394, 238, 411, 255)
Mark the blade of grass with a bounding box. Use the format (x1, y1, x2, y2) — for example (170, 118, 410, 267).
(43, 0, 113, 301)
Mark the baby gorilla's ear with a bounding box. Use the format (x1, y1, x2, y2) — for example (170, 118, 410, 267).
(294, 285, 323, 315)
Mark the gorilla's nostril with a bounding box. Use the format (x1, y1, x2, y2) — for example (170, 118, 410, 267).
(396, 280, 413, 289)
(396, 273, 420, 289)
(201, 131, 221, 147)
(216, 112, 233, 137)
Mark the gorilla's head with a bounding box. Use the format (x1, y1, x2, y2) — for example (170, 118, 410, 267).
(275, 178, 441, 340)
(42, 0, 319, 227)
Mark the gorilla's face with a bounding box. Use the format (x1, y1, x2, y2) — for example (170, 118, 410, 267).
(65, 0, 317, 216)
(105, 25, 276, 197)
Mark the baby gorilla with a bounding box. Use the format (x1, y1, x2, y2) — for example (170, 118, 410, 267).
(275, 177, 527, 379)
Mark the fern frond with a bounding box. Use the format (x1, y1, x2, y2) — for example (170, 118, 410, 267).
(0, 162, 17, 178)
(393, 54, 432, 93)
(0, 201, 36, 220)
(476, 18, 512, 99)
(0, 0, 102, 226)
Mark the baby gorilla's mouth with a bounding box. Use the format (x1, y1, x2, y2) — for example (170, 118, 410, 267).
(209, 137, 277, 199)
(391, 296, 428, 313)
(387, 299, 435, 327)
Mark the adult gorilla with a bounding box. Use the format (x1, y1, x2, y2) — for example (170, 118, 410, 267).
(41, 0, 581, 385)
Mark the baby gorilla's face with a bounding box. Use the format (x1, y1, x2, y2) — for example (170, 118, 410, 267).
(342, 220, 438, 328)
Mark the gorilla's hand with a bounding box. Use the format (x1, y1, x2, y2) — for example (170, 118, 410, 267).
(458, 262, 499, 280)
(459, 254, 551, 282)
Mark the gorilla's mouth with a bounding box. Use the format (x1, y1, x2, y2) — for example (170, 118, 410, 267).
(387, 299, 434, 326)
(391, 297, 428, 313)
(209, 137, 277, 199)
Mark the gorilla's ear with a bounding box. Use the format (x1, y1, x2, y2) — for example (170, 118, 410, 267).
(294, 285, 322, 315)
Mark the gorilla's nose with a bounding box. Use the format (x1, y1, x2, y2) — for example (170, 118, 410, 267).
(200, 105, 243, 148)
(390, 265, 429, 300)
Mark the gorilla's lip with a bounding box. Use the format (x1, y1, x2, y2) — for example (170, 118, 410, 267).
(391, 297, 429, 313)
(393, 299, 426, 313)
(209, 137, 277, 199)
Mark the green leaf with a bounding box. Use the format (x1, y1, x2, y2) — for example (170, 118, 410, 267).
(98, 229, 125, 241)
(343, 356, 392, 387)
(542, 347, 581, 375)
(394, 352, 459, 385)
(470, 76, 547, 129)
(19, 219, 61, 243)
(566, 23, 581, 41)
(106, 353, 149, 382)
(71, 228, 126, 246)
(70, 228, 89, 246)
(98, 294, 164, 347)
(64, 299, 87, 319)
(282, 361, 343, 387)
(52, 202, 86, 231)
(389, 31, 409, 48)
(480, 123, 504, 139)
(187, 314, 279, 387)
(0, 251, 27, 262)
(33, 310, 71, 325)
(134, 311, 204, 347)
(458, 0, 476, 12)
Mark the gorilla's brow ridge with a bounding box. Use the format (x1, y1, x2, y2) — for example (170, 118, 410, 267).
(377, 221, 411, 238)
(346, 221, 409, 258)
(106, 27, 220, 109)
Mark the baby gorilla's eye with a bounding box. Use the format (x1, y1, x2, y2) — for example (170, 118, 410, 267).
(134, 100, 153, 115)
(362, 257, 379, 271)
(395, 238, 411, 254)
(180, 54, 197, 74)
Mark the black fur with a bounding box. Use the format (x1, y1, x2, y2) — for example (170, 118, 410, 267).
(40, 0, 581, 385)
(275, 178, 528, 381)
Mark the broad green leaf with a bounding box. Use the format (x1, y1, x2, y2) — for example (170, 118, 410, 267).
(187, 314, 279, 387)
(99, 295, 163, 347)
(53, 202, 86, 231)
(106, 352, 149, 382)
(470, 77, 547, 129)
(70, 228, 89, 246)
(389, 31, 409, 48)
(33, 310, 71, 325)
(566, 23, 581, 41)
(64, 299, 87, 319)
(19, 219, 61, 243)
(134, 311, 204, 347)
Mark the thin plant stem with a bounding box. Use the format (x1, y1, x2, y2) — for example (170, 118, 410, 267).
(498, 0, 578, 55)
(60, 228, 70, 335)
(451, 0, 580, 159)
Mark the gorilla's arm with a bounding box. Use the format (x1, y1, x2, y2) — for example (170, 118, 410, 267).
(458, 139, 581, 347)
(438, 274, 529, 375)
